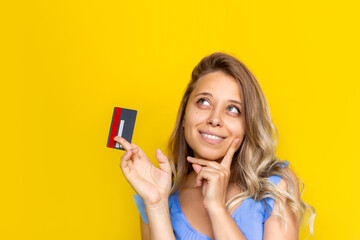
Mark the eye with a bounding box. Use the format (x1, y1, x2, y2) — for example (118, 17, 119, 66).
(197, 98, 210, 106)
(227, 105, 240, 114)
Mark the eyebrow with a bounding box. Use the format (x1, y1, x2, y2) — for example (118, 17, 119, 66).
(195, 92, 242, 106)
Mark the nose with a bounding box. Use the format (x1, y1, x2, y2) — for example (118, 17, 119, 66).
(207, 109, 222, 127)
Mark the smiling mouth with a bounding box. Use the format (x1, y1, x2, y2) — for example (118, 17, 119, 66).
(199, 131, 226, 140)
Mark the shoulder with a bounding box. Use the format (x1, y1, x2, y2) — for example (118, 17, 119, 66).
(269, 161, 298, 195)
(277, 166, 300, 202)
(263, 166, 300, 238)
(263, 163, 300, 219)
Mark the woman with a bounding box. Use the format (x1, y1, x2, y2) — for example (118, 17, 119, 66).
(114, 52, 315, 240)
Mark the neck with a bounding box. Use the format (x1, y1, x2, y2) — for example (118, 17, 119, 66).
(182, 170, 198, 189)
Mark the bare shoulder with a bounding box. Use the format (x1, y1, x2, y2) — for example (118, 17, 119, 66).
(277, 166, 300, 202)
(263, 166, 300, 239)
(140, 215, 150, 240)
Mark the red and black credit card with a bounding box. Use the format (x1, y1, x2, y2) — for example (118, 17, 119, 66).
(107, 107, 137, 150)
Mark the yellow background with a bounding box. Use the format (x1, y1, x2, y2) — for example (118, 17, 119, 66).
(1, 0, 359, 239)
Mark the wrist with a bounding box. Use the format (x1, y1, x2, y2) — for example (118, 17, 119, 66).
(205, 202, 228, 216)
(144, 198, 169, 212)
(141, 190, 169, 207)
(203, 198, 225, 210)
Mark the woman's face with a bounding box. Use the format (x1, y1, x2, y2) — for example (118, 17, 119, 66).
(183, 71, 245, 161)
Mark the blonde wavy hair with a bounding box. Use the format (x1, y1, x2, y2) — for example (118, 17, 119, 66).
(167, 52, 315, 237)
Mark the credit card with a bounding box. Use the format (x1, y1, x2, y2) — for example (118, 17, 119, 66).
(107, 107, 137, 150)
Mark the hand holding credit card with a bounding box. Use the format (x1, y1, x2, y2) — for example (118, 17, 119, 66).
(113, 132, 173, 206)
(109, 107, 173, 205)
(107, 107, 137, 150)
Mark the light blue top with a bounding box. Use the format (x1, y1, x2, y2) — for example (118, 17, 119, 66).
(133, 161, 289, 240)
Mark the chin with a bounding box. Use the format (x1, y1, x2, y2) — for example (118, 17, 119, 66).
(195, 148, 226, 161)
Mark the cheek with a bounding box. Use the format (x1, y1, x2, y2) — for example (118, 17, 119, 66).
(228, 120, 245, 138)
(183, 111, 207, 143)
(184, 110, 207, 127)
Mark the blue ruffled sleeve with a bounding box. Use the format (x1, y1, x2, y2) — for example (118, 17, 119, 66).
(263, 160, 289, 222)
(133, 194, 148, 224)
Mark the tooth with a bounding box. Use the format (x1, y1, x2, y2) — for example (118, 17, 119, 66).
(202, 133, 222, 140)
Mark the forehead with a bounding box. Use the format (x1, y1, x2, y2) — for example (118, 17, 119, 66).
(192, 71, 242, 100)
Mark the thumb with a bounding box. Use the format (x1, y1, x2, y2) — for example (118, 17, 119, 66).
(192, 163, 202, 174)
(155, 149, 171, 175)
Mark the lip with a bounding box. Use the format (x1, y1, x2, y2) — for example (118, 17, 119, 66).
(198, 130, 227, 145)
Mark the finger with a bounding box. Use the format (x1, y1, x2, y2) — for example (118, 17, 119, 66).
(221, 138, 240, 169)
(155, 149, 171, 175)
(192, 163, 202, 174)
(130, 143, 140, 161)
(120, 150, 133, 170)
(131, 147, 139, 157)
(131, 143, 147, 159)
(129, 142, 153, 166)
(194, 167, 219, 187)
(114, 136, 133, 151)
(187, 156, 220, 169)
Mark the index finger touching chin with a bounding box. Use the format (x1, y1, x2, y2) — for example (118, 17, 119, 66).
(221, 138, 240, 168)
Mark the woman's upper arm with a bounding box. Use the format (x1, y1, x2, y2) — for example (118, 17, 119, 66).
(140, 214, 150, 240)
(263, 167, 300, 240)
